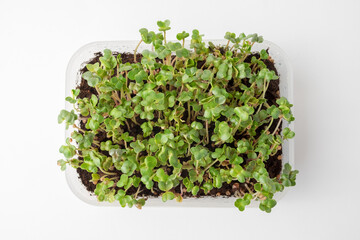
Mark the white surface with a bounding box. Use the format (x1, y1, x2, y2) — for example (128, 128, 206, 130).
(65, 40, 294, 207)
(0, 0, 359, 239)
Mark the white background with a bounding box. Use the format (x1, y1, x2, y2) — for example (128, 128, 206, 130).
(1, 0, 359, 239)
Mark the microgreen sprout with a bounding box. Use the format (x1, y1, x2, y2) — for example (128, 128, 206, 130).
(58, 20, 297, 213)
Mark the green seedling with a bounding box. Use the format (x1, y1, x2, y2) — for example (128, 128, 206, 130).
(58, 20, 297, 213)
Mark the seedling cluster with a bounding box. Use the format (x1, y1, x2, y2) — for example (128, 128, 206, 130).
(58, 20, 298, 212)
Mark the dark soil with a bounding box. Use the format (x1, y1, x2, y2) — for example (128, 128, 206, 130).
(75, 51, 282, 199)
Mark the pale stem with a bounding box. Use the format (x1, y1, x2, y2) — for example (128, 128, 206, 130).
(271, 118, 283, 135)
(134, 39, 143, 62)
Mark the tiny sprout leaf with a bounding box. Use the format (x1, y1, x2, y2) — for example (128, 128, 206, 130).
(162, 192, 175, 202)
(145, 156, 157, 169)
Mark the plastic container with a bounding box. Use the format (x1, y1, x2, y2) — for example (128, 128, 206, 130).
(64, 40, 294, 207)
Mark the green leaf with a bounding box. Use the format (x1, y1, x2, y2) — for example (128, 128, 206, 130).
(216, 63, 228, 79)
(167, 42, 182, 51)
(260, 49, 269, 59)
(141, 122, 153, 138)
(191, 186, 199, 196)
(176, 48, 190, 58)
(282, 127, 295, 139)
(162, 192, 175, 202)
(86, 118, 99, 131)
(100, 49, 117, 70)
(191, 121, 203, 130)
(157, 19, 171, 31)
(168, 149, 181, 168)
(130, 140, 145, 154)
(145, 156, 157, 169)
(259, 198, 277, 213)
(281, 163, 299, 187)
(218, 121, 231, 142)
(142, 49, 158, 59)
(117, 174, 128, 188)
(234, 107, 249, 121)
(57, 159, 67, 171)
(121, 161, 137, 175)
(178, 91, 193, 102)
(237, 139, 251, 153)
(65, 96, 76, 104)
(90, 94, 98, 107)
(89, 151, 102, 167)
(58, 110, 77, 127)
(82, 71, 100, 87)
(224, 32, 236, 42)
(176, 31, 190, 40)
(139, 28, 155, 44)
(234, 193, 252, 211)
(230, 165, 251, 183)
(158, 180, 173, 191)
(156, 168, 168, 182)
(59, 144, 76, 159)
(109, 148, 125, 163)
(191, 146, 209, 161)
(201, 70, 212, 80)
(267, 105, 280, 119)
(135, 70, 148, 83)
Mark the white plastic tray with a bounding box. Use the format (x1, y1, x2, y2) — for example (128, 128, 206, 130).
(64, 40, 294, 207)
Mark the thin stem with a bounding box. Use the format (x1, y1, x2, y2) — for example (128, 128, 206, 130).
(187, 102, 191, 124)
(271, 118, 283, 135)
(73, 124, 85, 133)
(171, 56, 177, 66)
(240, 53, 248, 63)
(232, 80, 241, 90)
(244, 183, 254, 195)
(205, 120, 209, 144)
(179, 84, 184, 96)
(187, 140, 191, 157)
(134, 39, 143, 62)
(231, 120, 242, 135)
(112, 91, 121, 104)
(131, 116, 139, 125)
(120, 89, 124, 100)
(99, 166, 117, 176)
(182, 39, 185, 47)
(255, 101, 264, 114)
(192, 111, 198, 122)
(226, 40, 230, 49)
(134, 185, 141, 199)
(261, 80, 270, 99)
(124, 119, 131, 130)
(263, 117, 274, 134)
(95, 86, 101, 96)
(203, 159, 219, 172)
(125, 71, 128, 87)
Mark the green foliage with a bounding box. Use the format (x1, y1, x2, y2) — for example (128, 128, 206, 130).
(58, 20, 297, 213)
(58, 110, 77, 129)
(157, 20, 171, 32)
(281, 163, 299, 187)
(234, 193, 252, 211)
